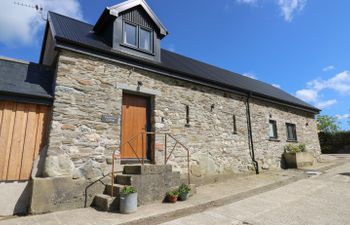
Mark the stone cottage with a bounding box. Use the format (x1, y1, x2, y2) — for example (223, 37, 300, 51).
(0, 0, 321, 215)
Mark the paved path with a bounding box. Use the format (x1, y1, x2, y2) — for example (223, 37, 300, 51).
(162, 156, 350, 225)
(0, 155, 345, 225)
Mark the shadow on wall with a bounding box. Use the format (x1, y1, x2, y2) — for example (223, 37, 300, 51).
(280, 153, 287, 170)
(0, 181, 31, 216)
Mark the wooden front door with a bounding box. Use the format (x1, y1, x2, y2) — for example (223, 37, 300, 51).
(121, 93, 150, 160)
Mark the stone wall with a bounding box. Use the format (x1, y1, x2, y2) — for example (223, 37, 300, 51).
(44, 50, 321, 183)
(249, 99, 321, 170)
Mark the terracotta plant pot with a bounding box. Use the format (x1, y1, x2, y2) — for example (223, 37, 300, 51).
(167, 195, 178, 203)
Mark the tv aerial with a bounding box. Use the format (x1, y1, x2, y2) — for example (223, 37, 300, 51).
(14, 1, 47, 21)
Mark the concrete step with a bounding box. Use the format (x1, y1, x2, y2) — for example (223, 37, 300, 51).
(93, 194, 118, 212)
(123, 165, 172, 175)
(115, 175, 133, 185)
(105, 184, 126, 197)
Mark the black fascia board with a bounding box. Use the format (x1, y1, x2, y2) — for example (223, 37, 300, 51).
(0, 91, 53, 106)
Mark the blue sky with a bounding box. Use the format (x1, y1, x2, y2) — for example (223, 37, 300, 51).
(0, 0, 349, 129)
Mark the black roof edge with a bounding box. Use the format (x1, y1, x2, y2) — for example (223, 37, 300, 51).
(39, 22, 50, 65)
(53, 37, 320, 114)
(93, 8, 112, 34)
(0, 91, 53, 106)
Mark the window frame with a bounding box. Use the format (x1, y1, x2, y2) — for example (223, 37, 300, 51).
(268, 120, 278, 139)
(122, 21, 138, 48)
(122, 20, 154, 54)
(138, 26, 153, 52)
(286, 123, 297, 141)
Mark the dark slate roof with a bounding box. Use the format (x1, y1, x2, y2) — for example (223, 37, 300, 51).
(0, 57, 54, 101)
(48, 12, 319, 112)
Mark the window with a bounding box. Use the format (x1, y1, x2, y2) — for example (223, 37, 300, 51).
(286, 123, 297, 141)
(269, 120, 278, 139)
(123, 21, 153, 53)
(139, 28, 152, 51)
(233, 115, 237, 134)
(185, 105, 190, 127)
(123, 23, 137, 47)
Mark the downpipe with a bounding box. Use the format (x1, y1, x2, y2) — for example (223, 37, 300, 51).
(246, 93, 259, 174)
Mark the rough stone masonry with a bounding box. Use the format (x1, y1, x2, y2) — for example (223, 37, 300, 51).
(42, 50, 321, 184)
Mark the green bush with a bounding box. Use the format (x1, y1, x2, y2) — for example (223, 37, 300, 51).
(166, 189, 179, 197)
(178, 184, 191, 194)
(121, 186, 137, 195)
(319, 132, 350, 154)
(284, 143, 306, 153)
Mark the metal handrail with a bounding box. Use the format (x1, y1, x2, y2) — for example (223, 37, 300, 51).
(111, 131, 191, 197)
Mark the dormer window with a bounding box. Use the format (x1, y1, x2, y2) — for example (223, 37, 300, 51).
(122, 21, 153, 53)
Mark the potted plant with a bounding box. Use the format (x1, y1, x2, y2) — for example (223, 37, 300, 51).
(119, 186, 137, 214)
(166, 189, 179, 203)
(178, 184, 191, 201)
(283, 143, 314, 168)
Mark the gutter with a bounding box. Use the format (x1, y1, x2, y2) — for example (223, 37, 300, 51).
(246, 93, 259, 175)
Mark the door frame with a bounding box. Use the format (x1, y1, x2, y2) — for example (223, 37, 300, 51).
(120, 91, 154, 164)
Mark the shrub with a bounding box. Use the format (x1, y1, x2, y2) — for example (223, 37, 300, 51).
(121, 186, 137, 195)
(284, 143, 306, 153)
(178, 184, 191, 194)
(166, 189, 179, 197)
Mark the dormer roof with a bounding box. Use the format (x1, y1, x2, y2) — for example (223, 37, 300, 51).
(93, 0, 168, 37)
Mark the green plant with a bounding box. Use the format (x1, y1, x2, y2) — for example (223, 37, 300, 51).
(166, 189, 179, 197)
(178, 184, 191, 194)
(121, 186, 137, 195)
(298, 143, 306, 152)
(284, 143, 306, 153)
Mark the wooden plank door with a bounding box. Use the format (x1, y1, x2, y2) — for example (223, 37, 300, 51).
(0, 101, 49, 181)
(121, 93, 150, 160)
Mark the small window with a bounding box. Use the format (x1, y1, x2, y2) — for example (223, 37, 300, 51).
(139, 28, 152, 51)
(269, 120, 278, 139)
(286, 123, 297, 141)
(185, 105, 190, 127)
(123, 23, 137, 47)
(233, 115, 237, 134)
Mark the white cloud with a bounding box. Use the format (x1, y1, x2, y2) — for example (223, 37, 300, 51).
(243, 72, 257, 80)
(0, 0, 83, 46)
(336, 114, 350, 120)
(272, 84, 281, 88)
(236, 0, 258, 5)
(295, 89, 318, 102)
(307, 71, 350, 95)
(323, 65, 335, 72)
(277, 0, 307, 22)
(235, 0, 307, 22)
(315, 99, 337, 109)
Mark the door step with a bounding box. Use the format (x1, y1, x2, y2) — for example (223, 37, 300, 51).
(123, 165, 172, 175)
(93, 165, 191, 212)
(93, 194, 118, 212)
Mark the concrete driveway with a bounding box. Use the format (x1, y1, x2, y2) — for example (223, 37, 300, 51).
(163, 155, 350, 225)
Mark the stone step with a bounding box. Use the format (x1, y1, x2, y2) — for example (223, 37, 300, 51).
(105, 184, 126, 197)
(115, 174, 133, 185)
(93, 194, 118, 212)
(123, 165, 172, 175)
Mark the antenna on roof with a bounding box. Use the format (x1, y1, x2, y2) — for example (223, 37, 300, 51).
(14, 1, 47, 21)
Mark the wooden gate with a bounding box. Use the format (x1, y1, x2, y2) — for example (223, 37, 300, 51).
(0, 101, 50, 181)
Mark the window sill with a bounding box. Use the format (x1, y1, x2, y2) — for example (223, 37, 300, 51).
(120, 43, 155, 56)
(286, 139, 298, 143)
(268, 138, 280, 142)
